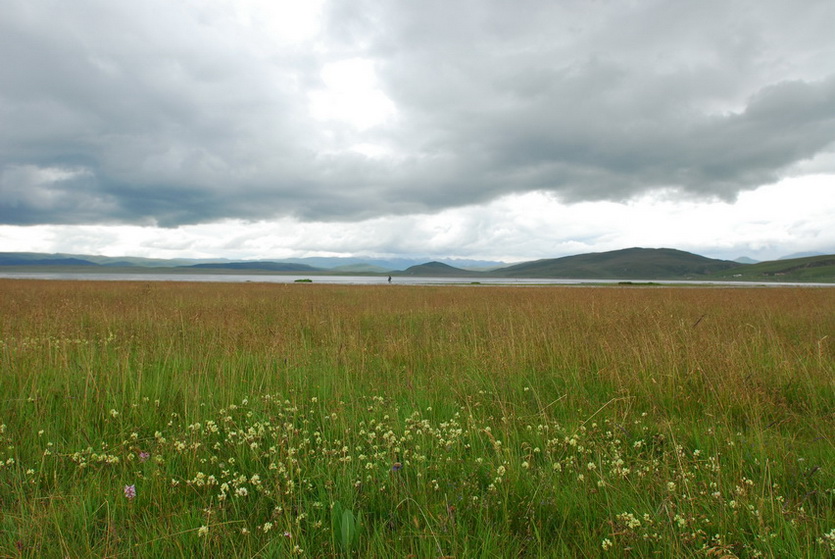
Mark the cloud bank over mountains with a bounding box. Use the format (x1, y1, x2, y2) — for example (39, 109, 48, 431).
(2, 0, 834, 229)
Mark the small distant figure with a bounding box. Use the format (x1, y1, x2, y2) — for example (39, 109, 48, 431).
(388, 276, 392, 284)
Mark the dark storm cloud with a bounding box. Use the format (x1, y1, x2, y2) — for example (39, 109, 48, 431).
(1, 0, 833, 226)
(356, 0, 835, 205)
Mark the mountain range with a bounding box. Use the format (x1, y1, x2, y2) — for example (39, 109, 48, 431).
(2, 248, 834, 282)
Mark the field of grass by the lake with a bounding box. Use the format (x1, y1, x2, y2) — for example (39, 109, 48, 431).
(1, 280, 833, 558)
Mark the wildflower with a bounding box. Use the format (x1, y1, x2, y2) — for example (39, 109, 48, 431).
(391, 462, 403, 471)
(601, 538, 613, 551)
(123, 485, 136, 500)
(139, 452, 150, 462)
(198, 525, 209, 537)
(617, 512, 641, 529)
(819, 528, 835, 551)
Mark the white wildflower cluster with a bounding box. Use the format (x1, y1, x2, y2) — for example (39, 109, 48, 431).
(818, 528, 835, 551)
(9, 389, 814, 558)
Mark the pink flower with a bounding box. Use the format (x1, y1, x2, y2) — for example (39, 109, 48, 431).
(139, 452, 150, 462)
(124, 484, 136, 500)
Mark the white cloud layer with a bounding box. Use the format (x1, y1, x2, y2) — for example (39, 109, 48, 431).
(2, 175, 833, 262)
(1, 0, 833, 260)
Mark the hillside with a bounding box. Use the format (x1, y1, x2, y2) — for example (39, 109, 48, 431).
(2, 249, 832, 282)
(495, 248, 741, 279)
(399, 261, 478, 276)
(708, 254, 835, 282)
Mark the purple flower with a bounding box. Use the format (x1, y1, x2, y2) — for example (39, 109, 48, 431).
(391, 462, 403, 471)
(124, 484, 136, 500)
(139, 452, 150, 462)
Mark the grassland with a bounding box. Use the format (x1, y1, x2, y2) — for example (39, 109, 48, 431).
(1, 280, 833, 557)
(709, 255, 835, 283)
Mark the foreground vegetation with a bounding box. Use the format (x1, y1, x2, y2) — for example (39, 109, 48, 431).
(0, 280, 833, 557)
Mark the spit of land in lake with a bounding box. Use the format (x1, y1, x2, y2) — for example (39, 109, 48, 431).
(1, 280, 833, 557)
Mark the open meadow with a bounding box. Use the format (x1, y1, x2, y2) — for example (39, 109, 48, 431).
(0, 279, 833, 558)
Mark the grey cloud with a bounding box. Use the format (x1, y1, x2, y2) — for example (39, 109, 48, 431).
(1, 0, 834, 226)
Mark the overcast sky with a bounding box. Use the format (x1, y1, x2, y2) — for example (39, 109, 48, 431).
(1, 0, 834, 263)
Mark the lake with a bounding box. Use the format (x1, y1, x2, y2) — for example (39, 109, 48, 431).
(0, 271, 831, 287)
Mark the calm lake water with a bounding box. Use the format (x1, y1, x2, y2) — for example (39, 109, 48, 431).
(0, 271, 831, 287)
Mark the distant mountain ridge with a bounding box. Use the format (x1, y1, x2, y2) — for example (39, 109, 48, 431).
(496, 247, 740, 279)
(1, 249, 833, 282)
(401, 261, 481, 276)
(0, 255, 99, 267)
(778, 251, 828, 260)
(0, 252, 501, 271)
(0, 252, 228, 268)
(187, 262, 320, 272)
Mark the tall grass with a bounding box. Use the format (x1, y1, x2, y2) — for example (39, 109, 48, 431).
(1, 280, 833, 557)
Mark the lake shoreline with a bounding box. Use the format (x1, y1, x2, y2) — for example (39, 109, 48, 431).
(1, 269, 832, 287)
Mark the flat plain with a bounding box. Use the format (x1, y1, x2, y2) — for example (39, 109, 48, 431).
(1, 280, 833, 557)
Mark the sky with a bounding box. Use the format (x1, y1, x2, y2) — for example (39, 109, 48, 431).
(1, 0, 834, 264)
